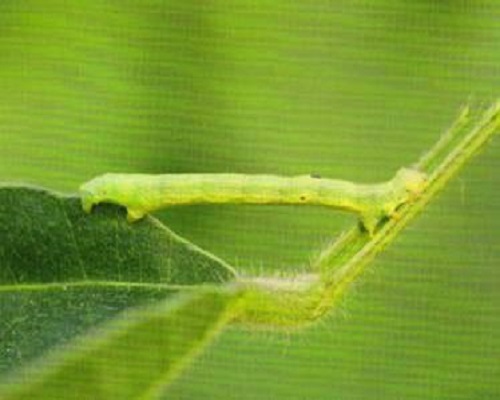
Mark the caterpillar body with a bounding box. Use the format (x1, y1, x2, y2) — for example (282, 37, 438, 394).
(79, 168, 426, 236)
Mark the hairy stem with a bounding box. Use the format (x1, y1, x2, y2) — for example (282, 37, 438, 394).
(238, 101, 500, 328)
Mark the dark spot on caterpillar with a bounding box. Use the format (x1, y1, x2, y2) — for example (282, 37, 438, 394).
(310, 173, 321, 179)
(300, 195, 307, 201)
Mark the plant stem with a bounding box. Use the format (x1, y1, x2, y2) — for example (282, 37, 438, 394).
(238, 101, 500, 329)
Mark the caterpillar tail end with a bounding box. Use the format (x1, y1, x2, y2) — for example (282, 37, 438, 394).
(126, 209, 145, 223)
(80, 192, 96, 214)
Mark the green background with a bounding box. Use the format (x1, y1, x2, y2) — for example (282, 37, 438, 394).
(1, 1, 499, 398)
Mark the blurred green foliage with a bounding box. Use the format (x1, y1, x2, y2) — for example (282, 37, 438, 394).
(0, 1, 499, 398)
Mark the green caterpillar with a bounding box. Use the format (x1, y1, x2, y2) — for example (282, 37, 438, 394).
(80, 168, 426, 236)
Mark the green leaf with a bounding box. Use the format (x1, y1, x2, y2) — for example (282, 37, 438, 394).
(0, 185, 236, 285)
(0, 288, 243, 400)
(0, 185, 237, 376)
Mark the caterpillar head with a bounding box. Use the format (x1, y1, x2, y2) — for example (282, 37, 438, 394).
(394, 167, 427, 197)
(378, 167, 427, 229)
